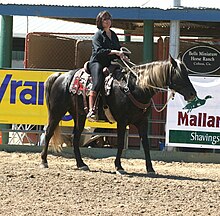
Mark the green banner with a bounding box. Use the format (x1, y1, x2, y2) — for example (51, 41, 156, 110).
(169, 130, 220, 146)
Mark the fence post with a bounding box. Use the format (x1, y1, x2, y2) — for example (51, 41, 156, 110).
(0, 15, 13, 144)
(143, 20, 154, 63)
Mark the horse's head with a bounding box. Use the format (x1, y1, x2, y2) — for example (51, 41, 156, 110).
(168, 55, 197, 102)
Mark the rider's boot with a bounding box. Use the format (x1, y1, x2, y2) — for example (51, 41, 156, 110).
(87, 91, 97, 122)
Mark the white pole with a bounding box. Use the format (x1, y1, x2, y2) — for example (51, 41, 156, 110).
(169, 0, 181, 58)
(173, 0, 181, 7)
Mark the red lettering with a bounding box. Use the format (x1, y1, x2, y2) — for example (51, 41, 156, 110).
(198, 113, 202, 126)
(177, 112, 219, 128)
(216, 116, 220, 127)
(207, 116, 215, 127)
(190, 115, 197, 126)
(178, 112, 188, 126)
(202, 113, 207, 127)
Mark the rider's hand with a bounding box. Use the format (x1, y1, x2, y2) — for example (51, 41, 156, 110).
(121, 54, 130, 62)
(116, 50, 124, 58)
(110, 50, 130, 61)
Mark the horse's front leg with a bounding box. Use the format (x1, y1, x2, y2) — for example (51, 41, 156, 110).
(72, 115, 89, 170)
(136, 122, 155, 174)
(115, 122, 127, 174)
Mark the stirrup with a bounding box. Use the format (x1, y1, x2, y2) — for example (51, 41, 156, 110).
(87, 110, 97, 122)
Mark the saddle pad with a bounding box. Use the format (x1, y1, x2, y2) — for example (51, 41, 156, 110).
(69, 69, 92, 95)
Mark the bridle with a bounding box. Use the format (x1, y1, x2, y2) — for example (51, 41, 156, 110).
(119, 47, 176, 112)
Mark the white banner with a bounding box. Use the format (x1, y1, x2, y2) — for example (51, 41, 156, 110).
(166, 76, 220, 149)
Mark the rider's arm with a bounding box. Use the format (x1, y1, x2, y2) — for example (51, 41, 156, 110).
(92, 31, 111, 57)
(108, 50, 124, 57)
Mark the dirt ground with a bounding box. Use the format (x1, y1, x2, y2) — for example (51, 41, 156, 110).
(0, 150, 220, 216)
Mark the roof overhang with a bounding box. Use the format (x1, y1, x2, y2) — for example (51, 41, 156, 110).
(0, 3, 220, 37)
(0, 4, 220, 22)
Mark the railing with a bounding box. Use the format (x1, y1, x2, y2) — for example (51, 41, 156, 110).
(0, 125, 165, 150)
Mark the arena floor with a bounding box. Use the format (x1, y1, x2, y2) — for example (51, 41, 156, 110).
(0, 151, 220, 215)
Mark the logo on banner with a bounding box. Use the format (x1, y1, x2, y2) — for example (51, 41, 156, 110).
(182, 95, 213, 112)
(0, 74, 44, 105)
(0, 73, 72, 122)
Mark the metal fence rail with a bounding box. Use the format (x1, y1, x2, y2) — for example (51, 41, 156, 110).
(0, 127, 165, 150)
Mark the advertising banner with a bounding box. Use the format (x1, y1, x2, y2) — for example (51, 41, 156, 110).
(0, 69, 116, 129)
(166, 76, 220, 149)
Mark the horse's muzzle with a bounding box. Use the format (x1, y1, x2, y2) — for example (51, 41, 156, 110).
(180, 85, 197, 102)
(185, 91, 197, 102)
(187, 94, 197, 102)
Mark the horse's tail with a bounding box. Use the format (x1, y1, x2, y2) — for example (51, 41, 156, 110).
(44, 72, 63, 152)
(44, 72, 62, 110)
(49, 125, 63, 152)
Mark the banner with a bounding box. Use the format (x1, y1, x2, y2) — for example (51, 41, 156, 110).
(166, 76, 220, 149)
(0, 69, 116, 129)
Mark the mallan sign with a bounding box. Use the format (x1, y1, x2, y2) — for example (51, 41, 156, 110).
(166, 76, 220, 149)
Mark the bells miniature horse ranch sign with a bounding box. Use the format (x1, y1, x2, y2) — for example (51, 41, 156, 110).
(182, 45, 220, 74)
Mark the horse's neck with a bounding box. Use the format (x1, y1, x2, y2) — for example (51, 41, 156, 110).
(137, 62, 170, 90)
(127, 74, 153, 101)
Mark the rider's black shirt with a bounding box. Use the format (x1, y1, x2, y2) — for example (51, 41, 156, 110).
(90, 29, 121, 67)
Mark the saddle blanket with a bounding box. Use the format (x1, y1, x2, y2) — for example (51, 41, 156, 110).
(69, 68, 114, 96)
(69, 69, 92, 95)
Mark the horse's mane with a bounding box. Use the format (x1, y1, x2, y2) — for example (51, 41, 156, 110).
(132, 60, 172, 91)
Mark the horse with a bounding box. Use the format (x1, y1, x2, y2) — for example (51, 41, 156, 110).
(40, 55, 197, 174)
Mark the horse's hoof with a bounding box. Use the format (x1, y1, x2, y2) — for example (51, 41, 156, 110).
(116, 169, 127, 175)
(40, 163, 48, 168)
(146, 171, 156, 176)
(77, 166, 90, 171)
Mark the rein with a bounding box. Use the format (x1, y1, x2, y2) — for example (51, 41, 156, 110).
(120, 47, 175, 112)
(151, 90, 175, 112)
(120, 81, 175, 113)
(120, 47, 137, 81)
(118, 82, 151, 112)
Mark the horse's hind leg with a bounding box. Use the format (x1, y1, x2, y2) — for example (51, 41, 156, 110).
(40, 118, 60, 168)
(71, 114, 89, 170)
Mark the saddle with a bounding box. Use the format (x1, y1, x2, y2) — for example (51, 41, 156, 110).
(69, 61, 123, 123)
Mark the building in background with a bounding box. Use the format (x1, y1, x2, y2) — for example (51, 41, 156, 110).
(12, 16, 123, 68)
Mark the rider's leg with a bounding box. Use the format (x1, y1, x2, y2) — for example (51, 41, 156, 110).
(87, 62, 103, 122)
(87, 90, 97, 122)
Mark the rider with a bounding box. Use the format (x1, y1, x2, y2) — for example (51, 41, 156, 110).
(87, 10, 127, 122)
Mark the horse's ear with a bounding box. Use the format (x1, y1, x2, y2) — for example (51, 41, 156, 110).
(169, 54, 177, 68)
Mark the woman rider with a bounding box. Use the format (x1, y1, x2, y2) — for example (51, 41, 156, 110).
(87, 10, 127, 122)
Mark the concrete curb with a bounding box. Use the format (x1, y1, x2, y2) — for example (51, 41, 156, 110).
(0, 144, 219, 164)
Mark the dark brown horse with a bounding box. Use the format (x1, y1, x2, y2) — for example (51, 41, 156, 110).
(41, 56, 196, 174)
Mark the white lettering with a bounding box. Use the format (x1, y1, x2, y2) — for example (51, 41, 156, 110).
(190, 132, 220, 145)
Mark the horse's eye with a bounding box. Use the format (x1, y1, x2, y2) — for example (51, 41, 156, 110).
(171, 83, 177, 88)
